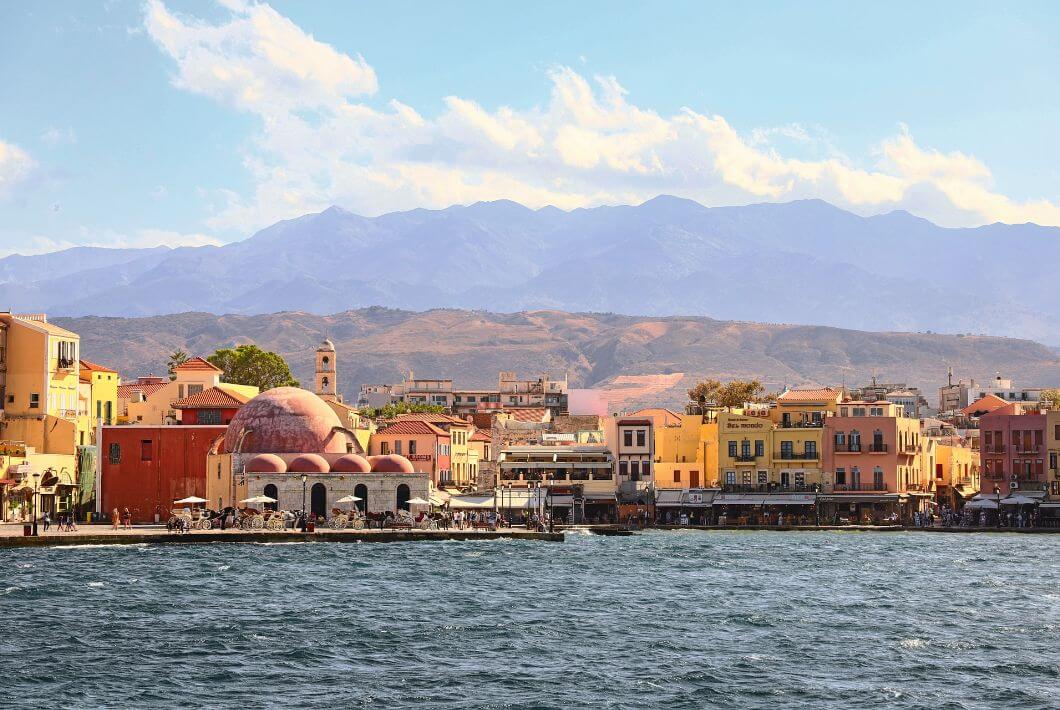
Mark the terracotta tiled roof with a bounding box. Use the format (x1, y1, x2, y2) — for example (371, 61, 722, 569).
(377, 420, 449, 437)
(777, 387, 841, 402)
(961, 394, 1008, 416)
(79, 359, 117, 373)
(117, 382, 168, 400)
(172, 385, 252, 410)
(172, 357, 222, 373)
(382, 412, 469, 425)
(470, 429, 492, 442)
(505, 407, 548, 422)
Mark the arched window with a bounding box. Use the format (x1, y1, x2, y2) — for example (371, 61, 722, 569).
(310, 482, 327, 518)
(396, 484, 410, 511)
(354, 483, 368, 513)
(321, 376, 329, 390)
(263, 483, 278, 511)
(322, 356, 330, 369)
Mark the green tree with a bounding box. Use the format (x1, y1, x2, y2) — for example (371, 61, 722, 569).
(687, 379, 722, 413)
(359, 401, 446, 419)
(1040, 389, 1060, 410)
(207, 345, 299, 391)
(166, 349, 189, 380)
(715, 379, 765, 409)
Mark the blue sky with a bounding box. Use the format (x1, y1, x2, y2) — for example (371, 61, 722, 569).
(1, 0, 1059, 254)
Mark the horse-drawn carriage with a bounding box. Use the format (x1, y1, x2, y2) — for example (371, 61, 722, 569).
(326, 507, 366, 530)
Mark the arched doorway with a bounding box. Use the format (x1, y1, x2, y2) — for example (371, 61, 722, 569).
(263, 484, 278, 511)
(354, 483, 368, 513)
(311, 482, 327, 518)
(396, 484, 410, 511)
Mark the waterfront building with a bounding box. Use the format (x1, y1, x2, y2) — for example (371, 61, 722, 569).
(207, 387, 426, 516)
(821, 400, 929, 523)
(119, 357, 258, 425)
(938, 368, 970, 413)
(0, 314, 83, 520)
(608, 417, 654, 509)
(979, 409, 1047, 498)
(652, 412, 718, 490)
(932, 439, 979, 509)
(370, 412, 475, 489)
(1047, 409, 1060, 522)
(77, 359, 119, 447)
(100, 424, 226, 523)
(365, 370, 569, 417)
(497, 444, 616, 523)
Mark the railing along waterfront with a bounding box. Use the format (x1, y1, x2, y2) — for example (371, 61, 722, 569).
(775, 451, 819, 460)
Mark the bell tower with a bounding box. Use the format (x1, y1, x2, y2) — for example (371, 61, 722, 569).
(315, 337, 338, 401)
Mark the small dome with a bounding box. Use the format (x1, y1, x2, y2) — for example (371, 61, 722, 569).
(287, 453, 330, 473)
(223, 387, 346, 454)
(330, 454, 371, 473)
(318, 338, 335, 352)
(370, 454, 416, 474)
(244, 453, 287, 473)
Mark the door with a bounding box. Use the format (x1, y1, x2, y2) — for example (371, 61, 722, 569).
(396, 484, 410, 511)
(354, 483, 368, 513)
(310, 482, 327, 518)
(690, 470, 700, 488)
(263, 484, 278, 511)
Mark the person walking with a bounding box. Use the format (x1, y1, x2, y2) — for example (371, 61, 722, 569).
(122, 507, 132, 529)
(42, 511, 51, 532)
(111, 507, 120, 530)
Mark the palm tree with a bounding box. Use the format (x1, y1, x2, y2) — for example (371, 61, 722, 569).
(167, 349, 189, 380)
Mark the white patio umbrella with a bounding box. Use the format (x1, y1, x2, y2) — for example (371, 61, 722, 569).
(335, 495, 362, 504)
(1001, 495, 1038, 505)
(174, 496, 208, 505)
(965, 499, 998, 510)
(406, 497, 431, 505)
(239, 495, 277, 505)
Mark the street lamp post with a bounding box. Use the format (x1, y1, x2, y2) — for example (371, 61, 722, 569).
(994, 484, 1002, 528)
(31, 472, 41, 536)
(813, 482, 821, 527)
(301, 474, 308, 530)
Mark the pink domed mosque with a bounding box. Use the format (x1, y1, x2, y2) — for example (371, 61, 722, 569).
(206, 340, 428, 517)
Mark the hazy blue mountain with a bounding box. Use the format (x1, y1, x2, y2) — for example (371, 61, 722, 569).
(3, 197, 1059, 343)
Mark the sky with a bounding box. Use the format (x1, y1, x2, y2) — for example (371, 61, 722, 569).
(2, 0, 1060, 255)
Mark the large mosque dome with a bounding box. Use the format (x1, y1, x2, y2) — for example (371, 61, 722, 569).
(223, 387, 348, 454)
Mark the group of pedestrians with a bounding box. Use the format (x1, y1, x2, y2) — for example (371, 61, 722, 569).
(109, 507, 132, 530)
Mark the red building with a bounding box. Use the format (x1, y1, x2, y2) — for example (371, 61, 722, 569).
(100, 425, 226, 522)
(172, 385, 253, 425)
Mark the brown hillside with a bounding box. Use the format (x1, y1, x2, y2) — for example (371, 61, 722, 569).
(57, 308, 1060, 410)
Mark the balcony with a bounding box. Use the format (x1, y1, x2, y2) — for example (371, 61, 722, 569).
(775, 451, 820, 461)
(832, 483, 889, 492)
(1015, 447, 1041, 455)
(868, 443, 888, 453)
(987, 445, 1005, 454)
(778, 420, 823, 429)
(722, 483, 816, 493)
(734, 453, 757, 463)
(835, 444, 862, 454)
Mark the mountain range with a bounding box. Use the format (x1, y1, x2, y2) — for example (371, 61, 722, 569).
(6, 196, 1060, 343)
(55, 309, 1060, 411)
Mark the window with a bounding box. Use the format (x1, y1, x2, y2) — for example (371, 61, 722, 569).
(199, 409, 221, 425)
(630, 461, 640, 477)
(188, 384, 203, 396)
(873, 467, 884, 489)
(754, 440, 764, 457)
(618, 461, 628, 477)
(381, 441, 390, 455)
(29, 393, 40, 409)
(853, 407, 865, 416)
(741, 471, 751, 485)
(96, 401, 102, 418)
(805, 441, 817, 457)
(636, 430, 645, 447)
(674, 469, 681, 482)
(140, 439, 153, 462)
(409, 440, 417, 455)
(835, 467, 846, 484)
(795, 472, 805, 486)
(394, 440, 403, 455)
(108, 443, 121, 464)
(641, 461, 650, 477)
(725, 471, 736, 485)
(780, 441, 793, 458)
(757, 470, 767, 485)
(834, 432, 845, 446)
(851, 466, 861, 489)
(728, 441, 737, 457)
(104, 401, 113, 424)
(623, 430, 633, 447)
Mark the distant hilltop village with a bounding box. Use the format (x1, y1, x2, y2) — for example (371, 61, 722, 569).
(1, 312, 1059, 528)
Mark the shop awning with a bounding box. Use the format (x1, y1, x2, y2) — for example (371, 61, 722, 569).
(1038, 502, 1060, 509)
(448, 495, 495, 509)
(820, 494, 902, 504)
(965, 499, 998, 510)
(1000, 495, 1040, 505)
(712, 495, 769, 506)
(765, 494, 816, 505)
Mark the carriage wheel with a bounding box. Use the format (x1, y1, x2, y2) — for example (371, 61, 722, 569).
(199, 518, 212, 531)
(329, 515, 348, 530)
(350, 517, 365, 530)
(251, 515, 265, 530)
(266, 516, 283, 530)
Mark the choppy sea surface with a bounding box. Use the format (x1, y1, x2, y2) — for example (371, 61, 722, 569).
(2, 530, 1058, 709)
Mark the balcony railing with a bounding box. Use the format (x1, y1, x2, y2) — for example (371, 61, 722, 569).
(775, 451, 820, 460)
(832, 483, 889, 492)
(722, 483, 816, 493)
(778, 420, 824, 429)
(1010, 480, 1047, 492)
(868, 443, 888, 453)
(986, 445, 1006, 454)
(835, 444, 862, 453)
(1015, 447, 1041, 455)
(734, 453, 757, 462)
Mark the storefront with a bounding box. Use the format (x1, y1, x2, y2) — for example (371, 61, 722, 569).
(655, 488, 715, 525)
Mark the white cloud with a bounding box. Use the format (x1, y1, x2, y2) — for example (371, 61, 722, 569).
(40, 127, 77, 146)
(0, 139, 36, 198)
(143, 1, 1060, 230)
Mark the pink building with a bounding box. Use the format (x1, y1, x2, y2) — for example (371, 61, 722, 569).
(979, 410, 1047, 496)
(822, 401, 928, 522)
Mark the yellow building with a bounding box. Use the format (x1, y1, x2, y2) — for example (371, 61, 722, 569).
(653, 413, 718, 489)
(0, 313, 83, 520)
(934, 440, 979, 507)
(719, 406, 826, 492)
(77, 359, 119, 447)
(1046, 409, 1059, 500)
